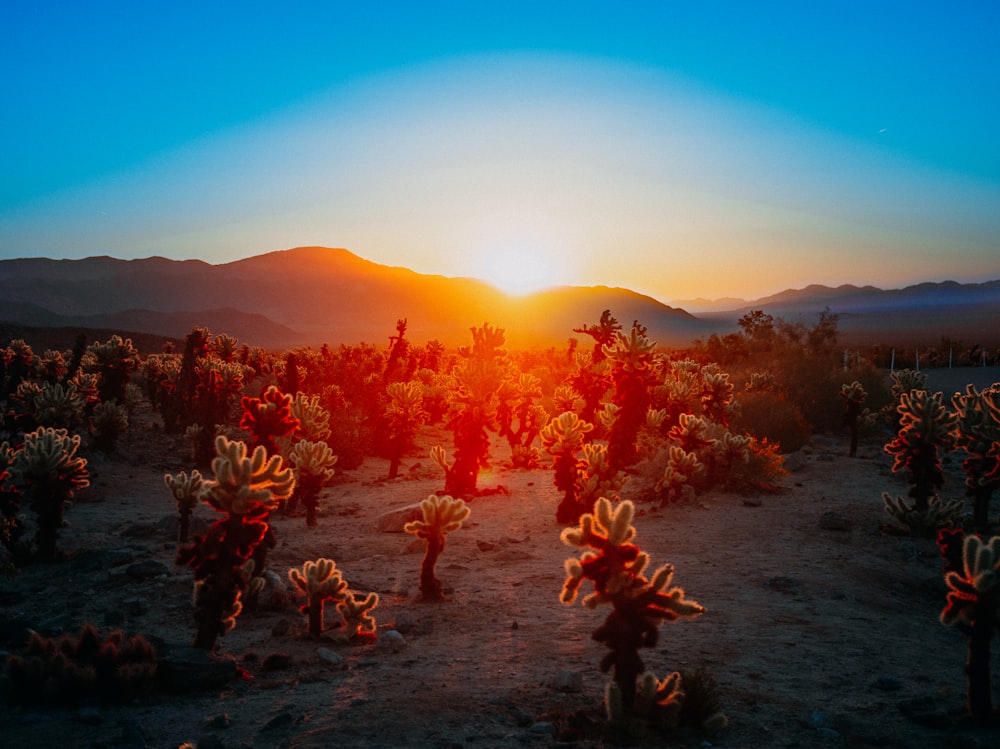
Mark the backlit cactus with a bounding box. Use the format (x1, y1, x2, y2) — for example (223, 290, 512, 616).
(176, 436, 294, 649)
(165, 469, 204, 545)
(240, 385, 299, 456)
(384, 380, 427, 480)
(541, 411, 594, 524)
(496, 372, 547, 469)
(655, 447, 704, 505)
(288, 557, 348, 637)
(951, 384, 1000, 533)
(84, 335, 139, 403)
(839, 380, 868, 457)
(9, 427, 89, 561)
(604, 322, 659, 471)
(883, 389, 958, 534)
(561, 497, 704, 717)
(939, 533, 1000, 717)
(287, 439, 338, 526)
(90, 399, 129, 454)
(404, 494, 470, 601)
(337, 589, 380, 642)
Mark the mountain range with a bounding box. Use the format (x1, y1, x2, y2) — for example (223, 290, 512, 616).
(1, 246, 998, 351)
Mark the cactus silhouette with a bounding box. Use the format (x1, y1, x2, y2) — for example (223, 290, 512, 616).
(9, 427, 89, 561)
(384, 380, 427, 480)
(240, 385, 299, 456)
(404, 494, 470, 601)
(165, 469, 204, 545)
(561, 497, 704, 713)
(883, 389, 958, 534)
(939, 533, 1000, 718)
(839, 380, 868, 457)
(176, 436, 294, 649)
(605, 322, 659, 471)
(287, 439, 338, 526)
(288, 558, 349, 637)
(952, 384, 1000, 533)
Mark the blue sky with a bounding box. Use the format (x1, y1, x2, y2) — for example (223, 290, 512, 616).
(2, 1, 998, 301)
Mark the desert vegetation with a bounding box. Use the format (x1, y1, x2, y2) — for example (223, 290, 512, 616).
(2, 309, 999, 747)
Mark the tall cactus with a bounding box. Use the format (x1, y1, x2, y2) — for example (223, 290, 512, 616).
(952, 385, 1000, 533)
(176, 436, 294, 649)
(939, 533, 1000, 717)
(840, 380, 868, 458)
(883, 389, 958, 533)
(288, 558, 348, 637)
(561, 497, 704, 716)
(9, 427, 89, 561)
(404, 494, 470, 601)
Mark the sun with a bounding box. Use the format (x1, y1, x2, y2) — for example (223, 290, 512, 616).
(477, 245, 562, 296)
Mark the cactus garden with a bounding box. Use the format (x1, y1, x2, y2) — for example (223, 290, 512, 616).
(1, 321, 1000, 749)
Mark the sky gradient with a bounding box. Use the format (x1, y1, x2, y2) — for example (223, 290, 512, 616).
(2, 1, 998, 302)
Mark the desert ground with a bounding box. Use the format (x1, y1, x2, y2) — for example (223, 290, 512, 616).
(2, 367, 1000, 749)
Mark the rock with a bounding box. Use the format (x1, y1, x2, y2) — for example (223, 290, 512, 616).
(256, 570, 290, 610)
(819, 511, 851, 532)
(270, 618, 291, 637)
(126, 560, 170, 580)
(476, 539, 497, 551)
(528, 721, 558, 737)
(783, 452, 808, 473)
(72, 547, 139, 571)
(205, 713, 232, 728)
(376, 503, 424, 533)
(194, 736, 226, 749)
(157, 647, 238, 693)
(378, 629, 406, 652)
(875, 675, 902, 691)
(261, 652, 293, 671)
(552, 670, 584, 693)
(316, 647, 346, 669)
(393, 610, 417, 634)
(75, 706, 103, 724)
(260, 711, 295, 732)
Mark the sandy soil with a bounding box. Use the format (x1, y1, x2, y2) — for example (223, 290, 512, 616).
(2, 394, 999, 749)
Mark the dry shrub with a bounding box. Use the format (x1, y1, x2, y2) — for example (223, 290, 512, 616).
(731, 392, 810, 453)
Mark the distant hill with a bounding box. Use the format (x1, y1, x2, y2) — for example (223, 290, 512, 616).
(696, 280, 1000, 346)
(1, 248, 997, 350)
(0, 247, 712, 350)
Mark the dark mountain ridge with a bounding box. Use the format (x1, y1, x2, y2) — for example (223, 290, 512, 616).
(1, 247, 997, 350)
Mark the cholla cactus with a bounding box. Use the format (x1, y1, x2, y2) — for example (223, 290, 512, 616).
(438, 323, 508, 496)
(883, 389, 957, 530)
(840, 381, 868, 457)
(90, 400, 129, 454)
(577, 442, 629, 509)
(287, 439, 338, 526)
(165, 469, 204, 544)
(286, 392, 333, 444)
(496, 372, 548, 469)
(604, 322, 659, 471)
(25, 381, 87, 430)
(700, 369, 734, 426)
(561, 497, 704, 714)
(952, 385, 1000, 533)
(337, 589, 380, 642)
(404, 494, 470, 601)
(84, 335, 139, 403)
(655, 447, 704, 505)
(882, 492, 964, 535)
(9, 427, 89, 561)
(240, 385, 299, 456)
(384, 380, 427, 480)
(176, 436, 294, 649)
(541, 411, 594, 524)
(939, 534, 1000, 717)
(606, 670, 686, 737)
(288, 558, 348, 637)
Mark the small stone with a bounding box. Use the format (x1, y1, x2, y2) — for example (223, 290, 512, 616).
(316, 647, 346, 669)
(195, 736, 226, 749)
(205, 713, 232, 728)
(393, 610, 417, 634)
(75, 706, 103, 725)
(875, 675, 902, 691)
(378, 629, 406, 653)
(552, 670, 583, 693)
(476, 539, 497, 552)
(819, 511, 851, 532)
(126, 560, 170, 580)
(270, 618, 291, 637)
(261, 652, 293, 671)
(260, 711, 295, 732)
(816, 727, 840, 739)
(376, 503, 424, 533)
(156, 647, 238, 693)
(528, 721, 558, 737)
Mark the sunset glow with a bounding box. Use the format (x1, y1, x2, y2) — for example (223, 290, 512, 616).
(1, 3, 998, 303)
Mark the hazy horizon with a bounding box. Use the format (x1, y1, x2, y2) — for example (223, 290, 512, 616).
(3, 3, 998, 301)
